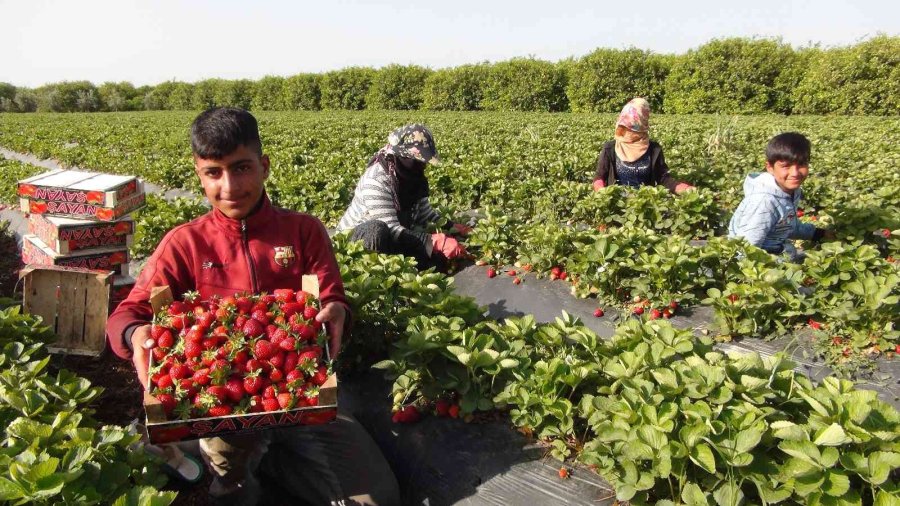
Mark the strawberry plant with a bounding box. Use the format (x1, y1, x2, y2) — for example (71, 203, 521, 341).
(132, 194, 208, 259)
(0, 306, 175, 505)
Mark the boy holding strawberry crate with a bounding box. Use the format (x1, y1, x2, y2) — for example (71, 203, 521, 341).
(107, 107, 399, 505)
(729, 132, 833, 261)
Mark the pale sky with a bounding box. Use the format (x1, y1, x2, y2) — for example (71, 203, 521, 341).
(1, 0, 897, 88)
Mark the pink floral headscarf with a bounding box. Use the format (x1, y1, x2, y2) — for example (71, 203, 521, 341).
(614, 98, 651, 162)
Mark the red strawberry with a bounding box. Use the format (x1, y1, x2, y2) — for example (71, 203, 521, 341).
(662, 309, 672, 319)
(235, 296, 253, 314)
(400, 405, 420, 423)
(184, 341, 203, 360)
(242, 319, 265, 338)
(448, 404, 460, 418)
(254, 339, 277, 360)
(263, 385, 278, 399)
(303, 306, 319, 321)
(286, 369, 305, 387)
(245, 359, 265, 373)
(550, 266, 562, 277)
(311, 366, 328, 386)
(155, 393, 177, 416)
(280, 302, 303, 319)
(882, 228, 891, 239)
(279, 336, 297, 351)
(277, 392, 294, 410)
(435, 399, 450, 417)
(283, 351, 299, 372)
(296, 324, 315, 342)
(487, 268, 497, 278)
(249, 395, 264, 413)
(513, 277, 522, 285)
(206, 385, 229, 404)
(150, 324, 168, 339)
(669, 300, 679, 311)
(269, 368, 284, 382)
(225, 378, 246, 403)
(155, 374, 174, 390)
(297, 346, 322, 364)
(649, 309, 662, 320)
(808, 319, 822, 331)
(796, 209, 805, 217)
(156, 330, 174, 349)
(558, 467, 570, 479)
(208, 405, 233, 417)
(251, 309, 270, 326)
(507, 269, 516, 277)
(169, 363, 191, 380)
(262, 398, 280, 412)
(728, 294, 739, 303)
(243, 373, 264, 395)
(268, 351, 286, 369)
(273, 289, 295, 302)
(152, 347, 168, 361)
(633, 307, 644, 316)
(197, 312, 215, 329)
(168, 301, 191, 316)
(593, 308, 604, 318)
(192, 368, 211, 386)
(295, 291, 309, 305)
(559, 271, 568, 281)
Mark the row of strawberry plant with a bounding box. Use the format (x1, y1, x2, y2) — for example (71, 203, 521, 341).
(0, 112, 897, 256)
(0, 306, 176, 505)
(372, 307, 900, 504)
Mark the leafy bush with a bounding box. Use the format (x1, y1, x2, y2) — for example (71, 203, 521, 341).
(34, 81, 101, 112)
(320, 67, 375, 110)
(480, 58, 568, 112)
(566, 48, 671, 113)
(213, 79, 254, 110)
(792, 35, 900, 115)
(0, 158, 44, 205)
(252, 76, 287, 111)
(664, 38, 800, 114)
(0, 306, 176, 505)
(165, 82, 195, 110)
(366, 65, 432, 110)
(422, 64, 488, 111)
(0, 221, 20, 300)
(282, 74, 321, 110)
(97, 82, 141, 112)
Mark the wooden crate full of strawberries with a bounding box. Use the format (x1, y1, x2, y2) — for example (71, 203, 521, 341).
(144, 286, 337, 444)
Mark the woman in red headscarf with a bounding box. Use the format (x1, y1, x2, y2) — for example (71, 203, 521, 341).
(592, 97, 694, 193)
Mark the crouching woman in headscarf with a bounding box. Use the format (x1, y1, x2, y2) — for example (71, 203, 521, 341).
(337, 124, 471, 272)
(593, 97, 694, 193)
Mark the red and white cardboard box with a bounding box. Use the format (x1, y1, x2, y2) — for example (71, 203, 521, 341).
(22, 234, 129, 276)
(28, 214, 134, 254)
(18, 169, 146, 221)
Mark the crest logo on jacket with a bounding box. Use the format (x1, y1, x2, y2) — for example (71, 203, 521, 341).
(273, 246, 295, 267)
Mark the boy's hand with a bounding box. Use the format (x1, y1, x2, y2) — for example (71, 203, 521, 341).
(316, 302, 346, 359)
(130, 324, 153, 390)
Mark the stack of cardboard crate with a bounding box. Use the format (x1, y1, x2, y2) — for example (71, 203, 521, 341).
(18, 169, 146, 313)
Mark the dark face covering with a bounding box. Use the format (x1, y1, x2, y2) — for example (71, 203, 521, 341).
(368, 152, 430, 227)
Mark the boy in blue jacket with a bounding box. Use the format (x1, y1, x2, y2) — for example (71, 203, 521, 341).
(729, 132, 831, 260)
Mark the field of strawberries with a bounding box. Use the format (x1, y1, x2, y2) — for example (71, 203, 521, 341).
(1, 110, 899, 505)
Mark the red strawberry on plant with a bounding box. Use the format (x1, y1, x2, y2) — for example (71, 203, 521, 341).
(669, 301, 679, 312)
(435, 399, 450, 417)
(881, 228, 891, 238)
(593, 308, 604, 318)
(894, 344, 900, 354)
(513, 277, 522, 285)
(808, 319, 822, 331)
(796, 209, 804, 217)
(649, 309, 662, 320)
(487, 267, 496, 278)
(728, 294, 739, 303)
(662, 309, 672, 319)
(559, 271, 568, 281)
(448, 404, 460, 418)
(633, 307, 644, 316)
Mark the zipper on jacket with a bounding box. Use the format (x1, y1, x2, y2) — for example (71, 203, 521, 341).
(241, 220, 259, 293)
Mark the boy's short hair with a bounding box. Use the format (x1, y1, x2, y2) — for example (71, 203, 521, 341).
(191, 107, 262, 159)
(765, 132, 811, 167)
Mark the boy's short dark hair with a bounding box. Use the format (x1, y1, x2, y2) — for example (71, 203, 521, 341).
(765, 132, 811, 166)
(191, 107, 262, 159)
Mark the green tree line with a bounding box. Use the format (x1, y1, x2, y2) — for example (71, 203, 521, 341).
(1, 36, 896, 115)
